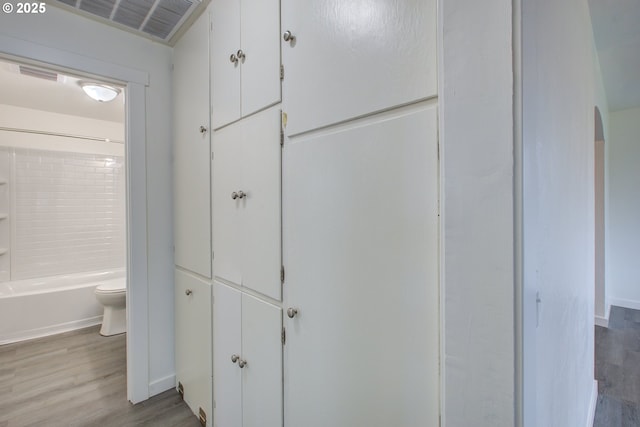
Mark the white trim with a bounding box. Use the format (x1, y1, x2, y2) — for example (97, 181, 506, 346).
(595, 301, 610, 327)
(0, 34, 148, 85)
(0, 41, 151, 405)
(587, 380, 598, 427)
(608, 297, 640, 312)
(149, 374, 177, 397)
(125, 82, 150, 404)
(595, 315, 609, 328)
(0, 316, 102, 345)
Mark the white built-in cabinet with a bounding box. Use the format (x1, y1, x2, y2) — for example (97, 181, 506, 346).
(280, 0, 439, 426)
(281, 0, 437, 135)
(211, 0, 281, 130)
(173, 6, 212, 279)
(175, 270, 213, 427)
(172, 0, 440, 425)
(212, 106, 282, 301)
(172, 7, 213, 427)
(213, 282, 283, 427)
(210, 0, 284, 425)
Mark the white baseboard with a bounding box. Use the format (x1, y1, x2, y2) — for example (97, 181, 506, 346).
(595, 307, 609, 328)
(0, 316, 103, 345)
(587, 380, 598, 427)
(149, 374, 176, 397)
(609, 297, 640, 312)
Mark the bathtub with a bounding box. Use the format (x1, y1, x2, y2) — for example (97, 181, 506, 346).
(0, 268, 126, 344)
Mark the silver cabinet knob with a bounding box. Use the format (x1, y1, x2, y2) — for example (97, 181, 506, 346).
(283, 30, 295, 42)
(238, 359, 247, 368)
(200, 125, 207, 134)
(231, 191, 238, 200)
(231, 354, 239, 363)
(237, 49, 245, 61)
(230, 53, 238, 63)
(237, 190, 245, 199)
(185, 289, 193, 296)
(287, 307, 298, 318)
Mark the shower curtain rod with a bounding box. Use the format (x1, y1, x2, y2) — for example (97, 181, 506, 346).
(0, 126, 125, 145)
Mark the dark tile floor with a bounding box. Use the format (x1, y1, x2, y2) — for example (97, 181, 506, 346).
(594, 306, 640, 426)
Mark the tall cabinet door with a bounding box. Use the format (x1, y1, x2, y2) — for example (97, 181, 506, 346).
(281, 0, 437, 135)
(211, 0, 241, 129)
(241, 294, 283, 427)
(212, 106, 282, 301)
(213, 282, 243, 427)
(240, 0, 281, 117)
(240, 107, 282, 300)
(175, 270, 212, 426)
(173, 10, 212, 277)
(283, 105, 440, 427)
(212, 121, 243, 286)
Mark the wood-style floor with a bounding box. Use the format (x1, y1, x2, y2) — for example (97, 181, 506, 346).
(594, 306, 640, 426)
(0, 326, 201, 427)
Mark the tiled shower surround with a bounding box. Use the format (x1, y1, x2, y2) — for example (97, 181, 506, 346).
(1, 147, 125, 281)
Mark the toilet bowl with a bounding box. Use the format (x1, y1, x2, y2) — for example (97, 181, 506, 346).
(95, 279, 126, 336)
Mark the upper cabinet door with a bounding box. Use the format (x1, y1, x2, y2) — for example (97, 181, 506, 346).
(212, 0, 242, 129)
(173, 10, 212, 278)
(240, 0, 281, 117)
(281, 0, 437, 135)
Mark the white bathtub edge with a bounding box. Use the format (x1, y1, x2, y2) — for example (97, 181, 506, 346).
(0, 315, 103, 345)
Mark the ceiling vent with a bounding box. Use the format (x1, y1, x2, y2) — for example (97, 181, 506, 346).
(52, 0, 203, 44)
(19, 66, 59, 81)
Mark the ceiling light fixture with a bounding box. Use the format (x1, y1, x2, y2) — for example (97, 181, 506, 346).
(79, 82, 121, 102)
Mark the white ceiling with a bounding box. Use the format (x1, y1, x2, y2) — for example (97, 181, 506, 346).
(589, 0, 640, 112)
(0, 59, 124, 123)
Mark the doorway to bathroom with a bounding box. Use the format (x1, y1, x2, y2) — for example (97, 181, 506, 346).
(0, 55, 130, 393)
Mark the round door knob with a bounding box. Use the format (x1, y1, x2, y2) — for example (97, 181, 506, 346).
(230, 53, 238, 63)
(287, 307, 298, 318)
(231, 191, 238, 200)
(200, 125, 207, 134)
(237, 49, 245, 60)
(185, 289, 193, 296)
(237, 190, 245, 199)
(231, 354, 239, 363)
(283, 30, 295, 42)
(238, 359, 247, 368)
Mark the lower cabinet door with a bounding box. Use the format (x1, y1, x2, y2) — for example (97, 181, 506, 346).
(213, 281, 242, 427)
(213, 282, 283, 427)
(241, 294, 283, 427)
(175, 270, 213, 426)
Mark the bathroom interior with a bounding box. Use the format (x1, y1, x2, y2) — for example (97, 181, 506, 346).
(0, 57, 128, 345)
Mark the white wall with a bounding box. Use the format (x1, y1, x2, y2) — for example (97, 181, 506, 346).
(522, 0, 597, 424)
(0, 104, 124, 155)
(439, 0, 515, 425)
(0, 7, 174, 396)
(607, 107, 640, 309)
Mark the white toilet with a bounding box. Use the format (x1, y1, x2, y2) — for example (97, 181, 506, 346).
(95, 279, 127, 336)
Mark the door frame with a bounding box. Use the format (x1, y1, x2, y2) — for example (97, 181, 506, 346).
(0, 34, 151, 403)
